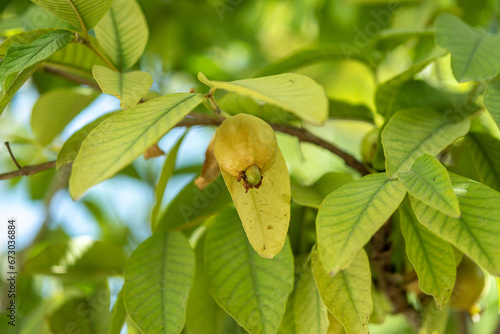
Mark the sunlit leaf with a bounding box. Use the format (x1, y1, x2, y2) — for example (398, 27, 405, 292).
(31, 0, 113, 33)
(294, 263, 329, 334)
(57, 111, 119, 168)
(198, 72, 328, 125)
(483, 80, 500, 131)
(0, 28, 55, 56)
(124, 232, 195, 334)
(31, 87, 99, 146)
(94, 0, 148, 70)
(0, 30, 74, 83)
(220, 149, 290, 259)
(312, 248, 372, 334)
(399, 154, 460, 217)
(69, 93, 204, 199)
(316, 173, 406, 274)
(382, 107, 470, 178)
(93, 65, 152, 110)
(435, 13, 500, 82)
(399, 198, 456, 309)
(411, 173, 500, 276)
(24, 238, 127, 277)
(204, 209, 294, 334)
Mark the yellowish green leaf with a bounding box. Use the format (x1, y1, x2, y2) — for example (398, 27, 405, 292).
(198, 72, 328, 125)
(92, 65, 153, 110)
(220, 149, 290, 259)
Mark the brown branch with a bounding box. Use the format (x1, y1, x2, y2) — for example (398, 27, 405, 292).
(0, 113, 369, 181)
(4, 142, 21, 169)
(0, 161, 56, 180)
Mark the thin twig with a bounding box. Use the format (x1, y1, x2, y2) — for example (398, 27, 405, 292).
(0, 161, 56, 180)
(4, 142, 21, 169)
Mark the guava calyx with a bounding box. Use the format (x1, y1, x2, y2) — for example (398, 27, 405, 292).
(237, 165, 263, 193)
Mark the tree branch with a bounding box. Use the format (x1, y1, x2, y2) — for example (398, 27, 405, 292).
(0, 161, 56, 180)
(1, 113, 369, 180)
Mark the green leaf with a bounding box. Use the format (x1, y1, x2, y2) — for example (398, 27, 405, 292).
(399, 154, 461, 218)
(328, 99, 374, 123)
(294, 263, 329, 334)
(198, 72, 328, 125)
(48, 284, 110, 334)
(57, 111, 119, 168)
(278, 292, 296, 334)
(316, 173, 406, 274)
(382, 108, 470, 178)
(94, 0, 148, 70)
(93, 65, 153, 110)
(464, 132, 500, 192)
(124, 232, 195, 334)
(311, 248, 372, 334)
(254, 48, 369, 77)
(153, 176, 232, 233)
(151, 132, 186, 227)
(31, 87, 99, 146)
(107, 289, 126, 334)
(399, 198, 456, 309)
(435, 13, 500, 82)
(0, 63, 40, 116)
(484, 80, 500, 131)
(411, 173, 500, 276)
(220, 149, 291, 259)
(0, 30, 74, 83)
(218, 92, 299, 125)
(24, 238, 127, 277)
(0, 28, 56, 56)
(204, 209, 294, 334)
(375, 60, 435, 117)
(291, 172, 354, 209)
(69, 93, 204, 199)
(31, 0, 113, 33)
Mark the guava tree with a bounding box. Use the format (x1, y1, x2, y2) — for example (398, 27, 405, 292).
(0, 0, 499, 334)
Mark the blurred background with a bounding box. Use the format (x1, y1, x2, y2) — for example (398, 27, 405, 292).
(0, 0, 499, 333)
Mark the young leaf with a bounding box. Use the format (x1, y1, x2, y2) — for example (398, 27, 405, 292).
(382, 107, 470, 178)
(483, 80, 500, 131)
(435, 13, 500, 82)
(107, 289, 126, 334)
(57, 111, 119, 168)
(92, 65, 153, 110)
(198, 72, 328, 125)
(464, 132, 500, 192)
(94, 0, 148, 70)
(124, 232, 195, 334)
(204, 209, 294, 334)
(31, 87, 100, 146)
(48, 284, 110, 334)
(69, 93, 204, 199)
(24, 238, 127, 277)
(294, 263, 329, 334)
(399, 198, 456, 309)
(311, 248, 372, 334)
(399, 154, 461, 217)
(150, 132, 186, 227)
(316, 173, 406, 275)
(411, 173, 500, 276)
(0, 63, 40, 116)
(31, 0, 113, 34)
(0, 30, 74, 83)
(220, 149, 290, 259)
